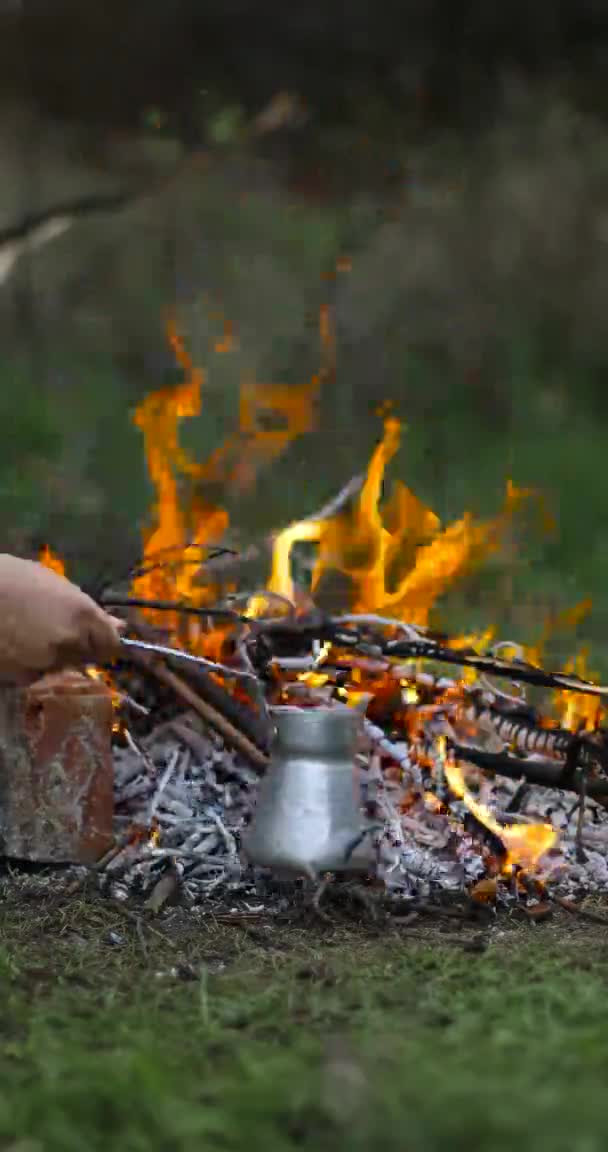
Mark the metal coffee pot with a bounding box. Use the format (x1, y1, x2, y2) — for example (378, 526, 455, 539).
(242, 704, 377, 879)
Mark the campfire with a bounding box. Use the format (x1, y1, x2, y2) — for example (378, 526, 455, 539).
(32, 318, 608, 918)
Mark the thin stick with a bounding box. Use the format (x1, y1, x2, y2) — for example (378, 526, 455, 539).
(385, 637, 608, 699)
(146, 748, 181, 825)
(121, 610, 271, 752)
(120, 637, 259, 681)
(555, 896, 608, 926)
(576, 771, 588, 863)
(64, 830, 140, 896)
(135, 915, 149, 959)
(123, 644, 269, 770)
(102, 596, 247, 623)
(118, 692, 150, 718)
(124, 729, 157, 779)
(303, 472, 366, 523)
(110, 901, 178, 947)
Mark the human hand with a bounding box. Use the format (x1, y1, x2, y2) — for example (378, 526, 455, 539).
(0, 554, 124, 684)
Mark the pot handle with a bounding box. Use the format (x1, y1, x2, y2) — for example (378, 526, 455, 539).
(342, 822, 383, 863)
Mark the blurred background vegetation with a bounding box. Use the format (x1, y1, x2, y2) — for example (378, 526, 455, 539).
(2, 1, 608, 666)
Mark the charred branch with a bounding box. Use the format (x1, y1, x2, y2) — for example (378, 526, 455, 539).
(121, 645, 269, 771)
(451, 743, 608, 799)
(464, 697, 608, 772)
(119, 610, 271, 763)
(385, 637, 608, 699)
(100, 596, 248, 624)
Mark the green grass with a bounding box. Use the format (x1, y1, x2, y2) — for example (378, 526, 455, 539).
(1, 894, 608, 1150)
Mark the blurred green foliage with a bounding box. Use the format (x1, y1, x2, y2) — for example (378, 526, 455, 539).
(2, 94, 608, 667)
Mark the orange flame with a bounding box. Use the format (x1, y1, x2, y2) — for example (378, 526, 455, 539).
(39, 545, 66, 577)
(131, 319, 226, 628)
(269, 419, 527, 626)
(527, 599, 593, 669)
(523, 600, 602, 732)
(555, 648, 602, 733)
(131, 313, 323, 637)
(443, 752, 557, 872)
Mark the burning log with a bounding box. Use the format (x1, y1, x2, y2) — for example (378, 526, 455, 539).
(248, 615, 608, 703)
(450, 743, 608, 799)
(461, 696, 606, 766)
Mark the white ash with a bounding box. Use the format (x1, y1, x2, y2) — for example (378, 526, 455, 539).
(109, 710, 608, 906)
(358, 752, 485, 897)
(111, 718, 489, 902)
(487, 772, 608, 896)
(357, 726, 608, 898)
(111, 724, 258, 905)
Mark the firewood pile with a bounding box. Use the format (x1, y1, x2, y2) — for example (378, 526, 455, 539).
(6, 352, 608, 923)
(67, 604, 608, 916)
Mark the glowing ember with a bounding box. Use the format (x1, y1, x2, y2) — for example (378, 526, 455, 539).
(148, 824, 161, 849)
(402, 684, 420, 705)
(424, 791, 444, 813)
(84, 665, 124, 729)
